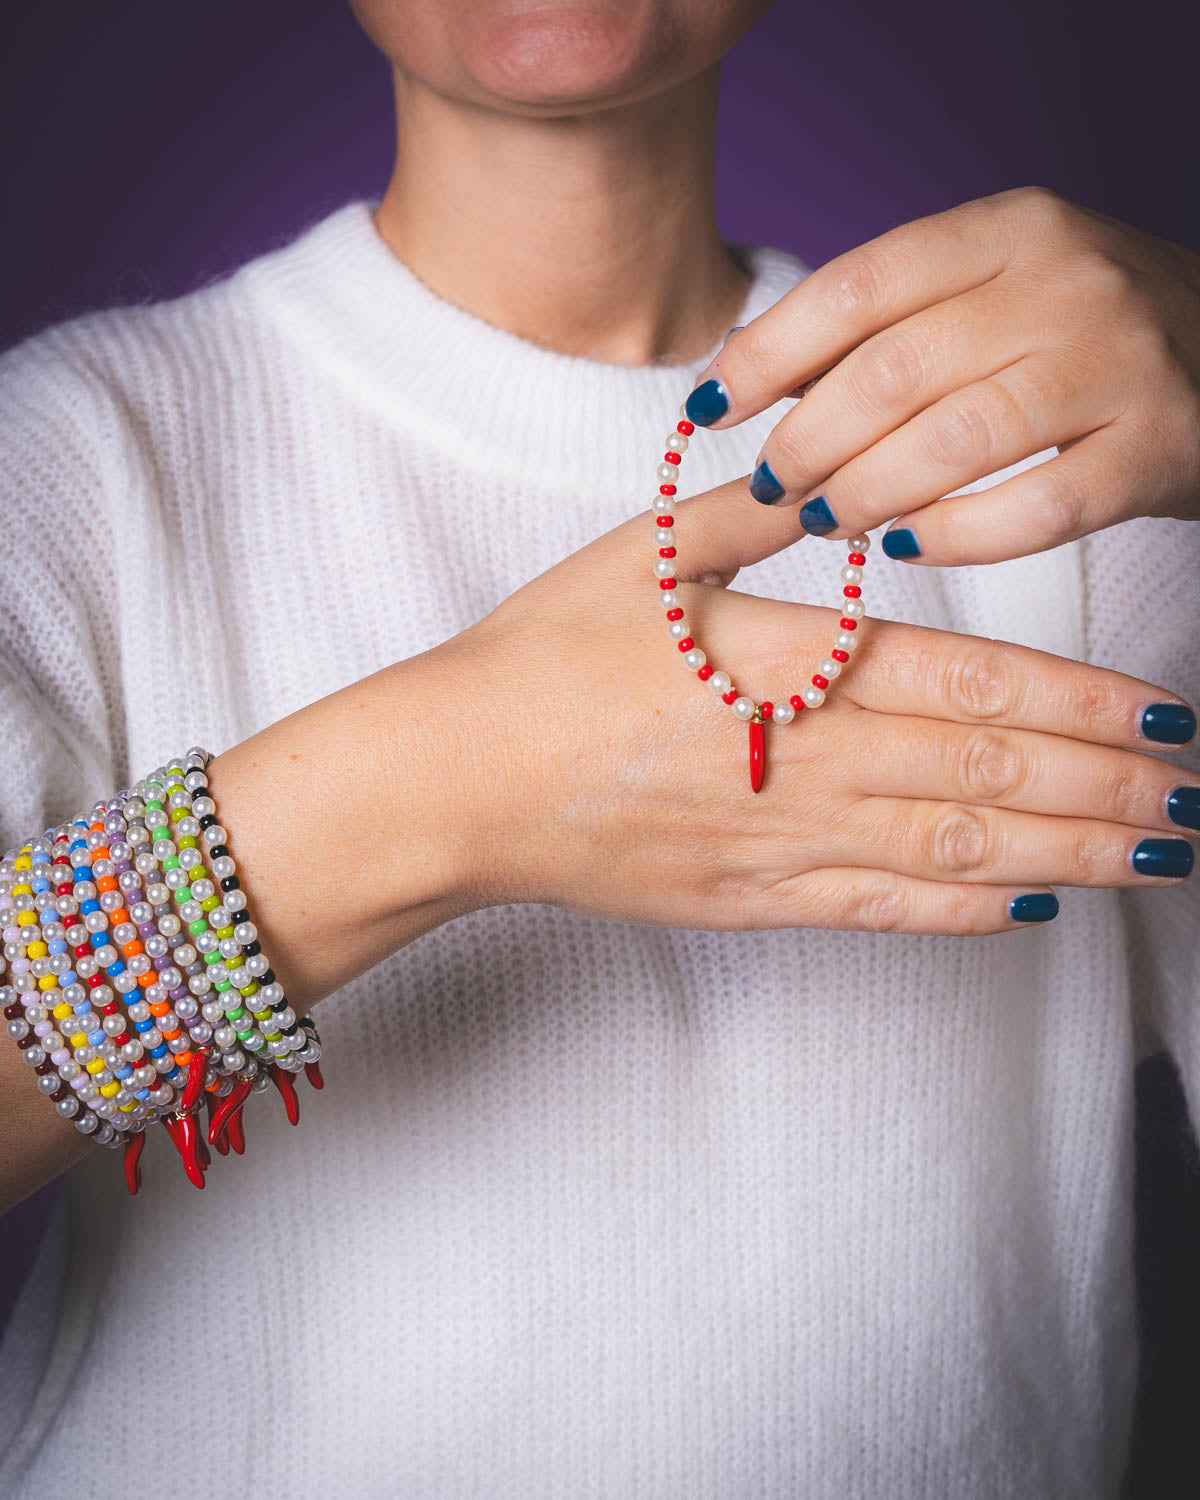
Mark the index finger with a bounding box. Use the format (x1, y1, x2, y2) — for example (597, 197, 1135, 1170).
(840, 618, 1197, 751)
(684, 186, 1043, 431)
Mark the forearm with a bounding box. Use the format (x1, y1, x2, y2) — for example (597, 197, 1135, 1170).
(0, 637, 484, 1213)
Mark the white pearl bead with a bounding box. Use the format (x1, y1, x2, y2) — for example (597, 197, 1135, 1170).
(679, 402, 690, 419)
(732, 696, 756, 720)
(655, 494, 676, 511)
(708, 671, 731, 694)
(847, 535, 870, 553)
(802, 685, 826, 708)
(666, 433, 689, 454)
(659, 591, 678, 610)
(668, 619, 689, 640)
(835, 630, 858, 651)
(657, 462, 680, 483)
(841, 564, 863, 586)
(683, 648, 706, 671)
(654, 558, 675, 579)
(772, 700, 795, 724)
(655, 528, 675, 546)
(842, 598, 865, 619)
(819, 658, 841, 679)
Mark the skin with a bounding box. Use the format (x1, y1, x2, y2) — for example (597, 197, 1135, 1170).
(691, 187, 1200, 561)
(3, 0, 1197, 1211)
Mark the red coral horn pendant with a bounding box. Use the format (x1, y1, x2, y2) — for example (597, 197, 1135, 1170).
(748, 713, 765, 794)
(267, 1061, 301, 1126)
(123, 1129, 146, 1195)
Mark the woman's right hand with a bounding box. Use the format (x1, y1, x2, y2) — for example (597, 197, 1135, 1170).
(438, 474, 1198, 936)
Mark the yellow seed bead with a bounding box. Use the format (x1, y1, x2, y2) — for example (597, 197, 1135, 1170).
(216, 927, 234, 940)
(86, 1057, 106, 1075)
(200, 895, 220, 911)
(13, 884, 32, 898)
(38, 975, 58, 990)
(99, 1081, 120, 1098)
(240, 980, 258, 999)
(53, 1002, 73, 1021)
(27, 940, 47, 959)
(16, 910, 36, 926)
(70, 1032, 88, 1048)
(14, 854, 32, 869)
(118, 1101, 137, 1112)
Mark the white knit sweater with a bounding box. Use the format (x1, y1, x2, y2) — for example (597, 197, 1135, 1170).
(1, 201, 1197, 1499)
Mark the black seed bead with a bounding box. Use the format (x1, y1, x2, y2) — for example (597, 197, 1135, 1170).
(219, 875, 240, 893)
(261, 969, 275, 986)
(208, 845, 230, 861)
(198, 814, 217, 830)
(243, 939, 261, 957)
(282, 1023, 299, 1036)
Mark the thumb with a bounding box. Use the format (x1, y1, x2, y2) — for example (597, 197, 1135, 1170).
(671, 473, 807, 587)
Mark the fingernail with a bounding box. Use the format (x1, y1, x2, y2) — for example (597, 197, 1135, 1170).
(749, 459, 786, 505)
(1139, 702, 1197, 745)
(1008, 892, 1059, 923)
(722, 325, 745, 345)
(797, 495, 836, 536)
(1166, 786, 1200, 831)
(882, 527, 921, 559)
(1131, 838, 1195, 878)
(685, 378, 729, 427)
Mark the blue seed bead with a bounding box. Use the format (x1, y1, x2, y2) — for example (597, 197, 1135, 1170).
(106, 960, 125, 977)
(88, 1029, 105, 1047)
(148, 1043, 167, 1059)
(80, 899, 99, 914)
(134, 1017, 154, 1032)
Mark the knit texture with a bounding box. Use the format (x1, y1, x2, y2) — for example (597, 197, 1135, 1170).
(1, 201, 1197, 1498)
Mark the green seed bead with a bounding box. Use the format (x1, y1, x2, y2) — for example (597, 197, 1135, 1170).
(216, 926, 234, 940)
(163, 855, 179, 871)
(170, 806, 188, 823)
(190, 919, 209, 936)
(177, 835, 197, 849)
(214, 980, 232, 993)
(144, 799, 163, 812)
(235, 1028, 253, 1042)
(201, 895, 220, 912)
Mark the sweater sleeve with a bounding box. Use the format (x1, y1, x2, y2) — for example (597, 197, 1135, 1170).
(0, 331, 128, 857)
(1080, 515, 1200, 1108)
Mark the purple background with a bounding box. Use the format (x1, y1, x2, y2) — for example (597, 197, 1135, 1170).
(2, 0, 1197, 1486)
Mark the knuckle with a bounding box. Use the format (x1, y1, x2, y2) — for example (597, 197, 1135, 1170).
(928, 803, 993, 875)
(1067, 825, 1109, 885)
(831, 253, 887, 323)
(923, 394, 999, 468)
(768, 415, 821, 478)
(851, 331, 925, 409)
(942, 887, 987, 937)
(1070, 670, 1125, 734)
(959, 728, 1024, 804)
(945, 641, 1020, 722)
(1100, 756, 1143, 823)
(848, 873, 912, 933)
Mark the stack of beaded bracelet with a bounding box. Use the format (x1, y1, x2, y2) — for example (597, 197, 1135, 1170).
(1, 746, 323, 1194)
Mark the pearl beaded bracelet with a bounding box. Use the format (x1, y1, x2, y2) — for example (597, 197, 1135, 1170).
(654, 400, 869, 791)
(2, 746, 324, 1194)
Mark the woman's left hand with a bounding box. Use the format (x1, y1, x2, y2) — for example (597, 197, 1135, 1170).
(685, 185, 1200, 564)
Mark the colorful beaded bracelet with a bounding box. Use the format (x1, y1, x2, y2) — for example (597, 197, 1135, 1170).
(2, 746, 324, 1193)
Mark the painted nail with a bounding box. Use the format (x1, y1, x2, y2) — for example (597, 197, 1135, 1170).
(749, 459, 786, 505)
(1008, 892, 1059, 923)
(685, 378, 729, 427)
(1139, 702, 1197, 745)
(1131, 838, 1195, 878)
(881, 527, 921, 559)
(722, 325, 745, 345)
(797, 495, 837, 536)
(1166, 785, 1200, 831)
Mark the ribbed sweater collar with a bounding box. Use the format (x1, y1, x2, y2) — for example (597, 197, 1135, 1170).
(241, 199, 811, 495)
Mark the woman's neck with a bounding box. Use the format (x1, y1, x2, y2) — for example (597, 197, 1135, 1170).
(372, 62, 751, 367)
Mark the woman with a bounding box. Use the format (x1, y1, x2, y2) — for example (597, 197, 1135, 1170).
(1, 1, 1198, 1494)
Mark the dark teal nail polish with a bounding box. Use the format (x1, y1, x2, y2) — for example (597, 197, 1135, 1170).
(882, 527, 921, 559)
(1131, 838, 1195, 878)
(1139, 702, 1197, 745)
(685, 379, 728, 427)
(797, 495, 836, 536)
(749, 459, 786, 505)
(1167, 786, 1200, 831)
(1008, 892, 1059, 923)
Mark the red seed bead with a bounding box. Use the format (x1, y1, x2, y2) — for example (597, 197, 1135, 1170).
(677, 419, 695, 436)
(843, 585, 861, 598)
(790, 695, 805, 711)
(87, 973, 105, 987)
(658, 546, 676, 559)
(665, 451, 682, 465)
(666, 607, 684, 621)
(74, 943, 90, 959)
(831, 648, 849, 663)
(678, 638, 694, 652)
(848, 552, 866, 566)
(659, 484, 677, 496)
(761, 701, 774, 719)
(697, 664, 714, 680)
(812, 674, 829, 690)
(839, 618, 858, 631)
(655, 515, 674, 527)
(722, 689, 739, 705)
(659, 578, 676, 589)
